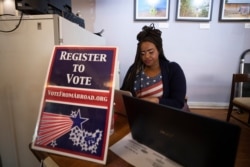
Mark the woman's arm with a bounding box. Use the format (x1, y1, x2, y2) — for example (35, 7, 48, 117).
(159, 62, 187, 109)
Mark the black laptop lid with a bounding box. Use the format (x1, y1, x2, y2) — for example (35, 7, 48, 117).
(123, 95, 241, 167)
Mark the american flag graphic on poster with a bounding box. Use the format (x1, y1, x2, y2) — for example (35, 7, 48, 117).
(32, 46, 118, 164)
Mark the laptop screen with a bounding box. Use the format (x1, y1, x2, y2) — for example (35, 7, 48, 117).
(123, 95, 241, 167)
(113, 89, 132, 116)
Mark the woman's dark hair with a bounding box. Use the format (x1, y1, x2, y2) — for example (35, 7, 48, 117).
(121, 23, 168, 93)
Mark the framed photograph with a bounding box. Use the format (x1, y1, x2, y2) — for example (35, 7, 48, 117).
(134, 0, 170, 21)
(176, 0, 213, 21)
(219, 0, 250, 21)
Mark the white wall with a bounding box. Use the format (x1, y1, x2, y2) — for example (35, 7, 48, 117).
(72, 0, 250, 108)
(0, 14, 105, 167)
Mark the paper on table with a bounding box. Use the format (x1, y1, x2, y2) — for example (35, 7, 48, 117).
(109, 133, 182, 167)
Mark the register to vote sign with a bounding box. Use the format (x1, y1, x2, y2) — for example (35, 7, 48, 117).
(32, 46, 118, 164)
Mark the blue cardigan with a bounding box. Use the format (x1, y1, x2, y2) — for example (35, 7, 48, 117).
(121, 60, 187, 109)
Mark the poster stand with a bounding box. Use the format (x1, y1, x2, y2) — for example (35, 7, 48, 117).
(32, 46, 118, 164)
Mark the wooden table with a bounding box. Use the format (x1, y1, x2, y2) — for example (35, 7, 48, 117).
(30, 113, 133, 167)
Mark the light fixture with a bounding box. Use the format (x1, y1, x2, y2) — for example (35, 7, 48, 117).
(2, 0, 16, 15)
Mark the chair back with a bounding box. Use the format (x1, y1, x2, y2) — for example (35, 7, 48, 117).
(227, 73, 250, 126)
(230, 74, 250, 100)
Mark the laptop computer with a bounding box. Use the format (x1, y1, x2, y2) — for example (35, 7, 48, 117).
(122, 95, 241, 167)
(113, 89, 132, 116)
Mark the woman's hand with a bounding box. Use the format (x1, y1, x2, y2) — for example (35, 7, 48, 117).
(141, 97, 159, 104)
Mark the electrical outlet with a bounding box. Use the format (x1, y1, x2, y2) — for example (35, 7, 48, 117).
(158, 23, 169, 29)
(245, 23, 250, 29)
(200, 23, 210, 29)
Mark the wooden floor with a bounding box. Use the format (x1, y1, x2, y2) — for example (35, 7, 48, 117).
(191, 108, 250, 167)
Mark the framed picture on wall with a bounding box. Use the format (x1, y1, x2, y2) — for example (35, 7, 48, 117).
(176, 0, 213, 21)
(219, 0, 250, 21)
(134, 0, 170, 21)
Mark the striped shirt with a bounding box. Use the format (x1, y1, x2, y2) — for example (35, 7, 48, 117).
(134, 71, 163, 98)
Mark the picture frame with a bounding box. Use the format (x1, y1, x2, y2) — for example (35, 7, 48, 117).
(176, 0, 213, 22)
(219, 0, 250, 21)
(134, 0, 170, 21)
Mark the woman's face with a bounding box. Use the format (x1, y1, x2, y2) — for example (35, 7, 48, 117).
(140, 41, 159, 68)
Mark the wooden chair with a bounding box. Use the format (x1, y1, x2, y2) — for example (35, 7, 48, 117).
(226, 73, 250, 126)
